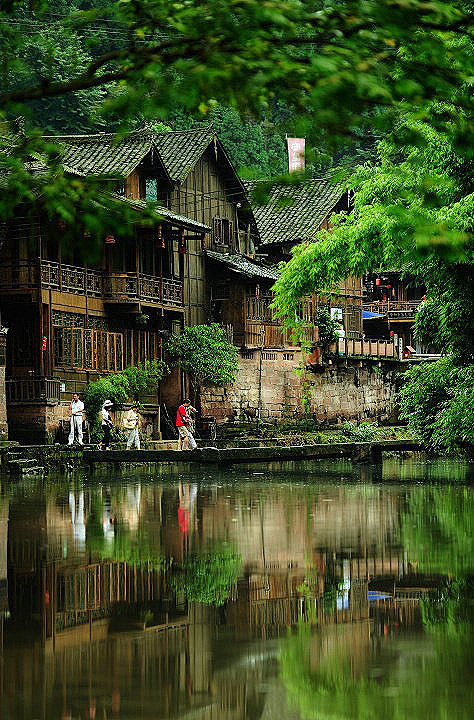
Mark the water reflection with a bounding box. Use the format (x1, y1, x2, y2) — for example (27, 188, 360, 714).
(0, 458, 472, 719)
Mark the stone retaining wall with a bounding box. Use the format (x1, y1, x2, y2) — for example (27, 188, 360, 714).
(200, 349, 401, 424)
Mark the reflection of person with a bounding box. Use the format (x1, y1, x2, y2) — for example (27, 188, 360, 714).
(68, 393, 84, 446)
(178, 482, 198, 534)
(176, 399, 197, 451)
(100, 400, 114, 450)
(124, 403, 141, 450)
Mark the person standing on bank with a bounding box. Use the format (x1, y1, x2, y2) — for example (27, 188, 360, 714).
(124, 403, 141, 450)
(68, 393, 84, 446)
(100, 400, 114, 450)
(176, 399, 197, 451)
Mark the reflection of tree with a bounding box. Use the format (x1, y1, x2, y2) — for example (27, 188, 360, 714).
(400, 487, 474, 576)
(170, 544, 241, 606)
(280, 620, 473, 720)
(86, 493, 164, 569)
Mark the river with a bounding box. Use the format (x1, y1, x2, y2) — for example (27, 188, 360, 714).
(1, 456, 472, 719)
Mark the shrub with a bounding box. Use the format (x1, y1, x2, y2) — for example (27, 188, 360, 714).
(340, 421, 380, 442)
(83, 360, 166, 439)
(398, 357, 474, 452)
(166, 324, 239, 391)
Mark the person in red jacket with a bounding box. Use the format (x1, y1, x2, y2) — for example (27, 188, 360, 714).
(176, 399, 197, 451)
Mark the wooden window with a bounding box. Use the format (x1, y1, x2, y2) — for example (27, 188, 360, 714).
(212, 217, 233, 246)
(212, 285, 230, 300)
(53, 314, 124, 372)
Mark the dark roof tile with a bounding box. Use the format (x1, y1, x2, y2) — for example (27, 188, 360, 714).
(206, 251, 279, 280)
(245, 179, 344, 246)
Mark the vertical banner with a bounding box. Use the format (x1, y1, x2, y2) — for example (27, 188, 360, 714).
(287, 137, 305, 173)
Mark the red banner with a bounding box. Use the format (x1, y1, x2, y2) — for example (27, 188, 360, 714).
(287, 137, 305, 173)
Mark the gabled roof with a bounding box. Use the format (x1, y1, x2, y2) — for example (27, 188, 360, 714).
(206, 251, 279, 281)
(109, 193, 211, 233)
(153, 127, 216, 183)
(245, 179, 345, 246)
(43, 129, 156, 178)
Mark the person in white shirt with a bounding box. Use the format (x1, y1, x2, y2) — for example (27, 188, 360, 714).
(68, 393, 84, 446)
(124, 403, 141, 450)
(100, 400, 114, 450)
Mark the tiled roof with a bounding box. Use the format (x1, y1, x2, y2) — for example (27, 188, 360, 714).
(206, 251, 279, 281)
(153, 127, 216, 183)
(43, 129, 155, 177)
(43, 127, 217, 182)
(109, 193, 211, 233)
(245, 179, 345, 246)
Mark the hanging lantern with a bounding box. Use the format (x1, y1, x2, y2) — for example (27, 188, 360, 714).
(390, 330, 394, 337)
(42, 336, 47, 351)
(178, 231, 186, 254)
(375, 277, 381, 286)
(386, 284, 391, 289)
(255, 283, 260, 299)
(105, 234, 115, 245)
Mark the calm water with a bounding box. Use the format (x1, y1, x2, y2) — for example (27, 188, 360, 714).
(1, 457, 473, 720)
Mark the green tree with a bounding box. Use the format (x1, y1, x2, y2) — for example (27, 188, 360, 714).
(83, 359, 166, 438)
(1, 1, 472, 254)
(166, 324, 239, 394)
(273, 107, 473, 451)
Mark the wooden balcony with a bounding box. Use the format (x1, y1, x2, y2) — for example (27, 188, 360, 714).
(363, 300, 421, 321)
(243, 321, 398, 359)
(6, 377, 62, 403)
(0, 261, 183, 307)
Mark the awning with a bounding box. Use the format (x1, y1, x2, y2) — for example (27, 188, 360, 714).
(363, 310, 385, 320)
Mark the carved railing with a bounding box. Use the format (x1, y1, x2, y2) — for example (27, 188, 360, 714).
(139, 273, 161, 302)
(6, 377, 62, 403)
(0, 260, 183, 306)
(161, 277, 183, 305)
(103, 272, 138, 300)
(363, 301, 421, 319)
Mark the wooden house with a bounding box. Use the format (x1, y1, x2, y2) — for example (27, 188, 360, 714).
(363, 271, 426, 350)
(0, 127, 253, 442)
(208, 179, 364, 351)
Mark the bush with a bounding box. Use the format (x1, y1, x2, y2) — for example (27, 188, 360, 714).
(83, 360, 166, 439)
(398, 357, 474, 452)
(166, 324, 239, 390)
(340, 421, 380, 442)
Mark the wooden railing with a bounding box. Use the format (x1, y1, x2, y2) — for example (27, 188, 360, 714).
(0, 261, 183, 306)
(6, 377, 62, 403)
(363, 300, 421, 319)
(329, 338, 397, 358)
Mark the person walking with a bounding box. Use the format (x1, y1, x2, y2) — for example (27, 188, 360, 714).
(124, 403, 141, 450)
(68, 393, 84, 446)
(100, 400, 114, 450)
(176, 399, 197, 451)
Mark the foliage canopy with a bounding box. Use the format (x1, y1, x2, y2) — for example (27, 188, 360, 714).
(166, 324, 239, 389)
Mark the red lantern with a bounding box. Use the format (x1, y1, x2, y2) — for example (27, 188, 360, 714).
(105, 234, 115, 245)
(386, 284, 391, 289)
(390, 330, 394, 337)
(375, 278, 381, 286)
(42, 336, 47, 351)
(256, 283, 260, 299)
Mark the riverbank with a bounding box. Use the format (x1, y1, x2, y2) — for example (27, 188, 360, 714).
(0, 438, 423, 476)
